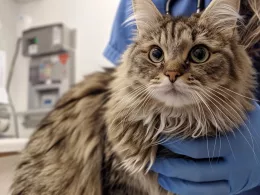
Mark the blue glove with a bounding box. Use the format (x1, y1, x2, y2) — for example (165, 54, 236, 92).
(152, 102, 260, 195)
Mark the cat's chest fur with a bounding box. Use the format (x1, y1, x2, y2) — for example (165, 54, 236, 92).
(102, 135, 172, 195)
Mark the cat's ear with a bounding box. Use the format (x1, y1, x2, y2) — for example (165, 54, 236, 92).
(130, 0, 163, 33)
(200, 0, 241, 37)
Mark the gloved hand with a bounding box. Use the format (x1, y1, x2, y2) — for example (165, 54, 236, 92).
(151, 102, 260, 195)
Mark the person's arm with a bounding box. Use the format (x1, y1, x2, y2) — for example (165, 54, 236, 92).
(103, 0, 135, 65)
(104, 1, 260, 195)
(151, 103, 260, 195)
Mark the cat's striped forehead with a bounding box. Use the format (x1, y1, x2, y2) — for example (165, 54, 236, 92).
(134, 15, 227, 63)
(140, 15, 226, 47)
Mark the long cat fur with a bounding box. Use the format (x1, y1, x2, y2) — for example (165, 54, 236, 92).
(12, 0, 260, 194)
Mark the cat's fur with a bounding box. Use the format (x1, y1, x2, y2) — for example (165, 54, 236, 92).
(12, 0, 260, 194)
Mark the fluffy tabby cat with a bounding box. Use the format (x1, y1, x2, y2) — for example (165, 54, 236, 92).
(12, 0, 260, 194)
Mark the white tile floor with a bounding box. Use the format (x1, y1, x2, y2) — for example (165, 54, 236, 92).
(0, 155, 20, 195)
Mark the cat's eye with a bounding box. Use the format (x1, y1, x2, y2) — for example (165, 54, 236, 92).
(149, 47, 164, 63)
(190, 45, 210, 63)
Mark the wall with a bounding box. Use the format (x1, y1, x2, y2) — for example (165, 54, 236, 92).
(0, 155, 20, 195)
(0, 0, 19, 136)
(0, 0, 18, 69)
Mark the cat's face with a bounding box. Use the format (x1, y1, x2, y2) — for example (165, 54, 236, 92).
(124, 0, 255, 108)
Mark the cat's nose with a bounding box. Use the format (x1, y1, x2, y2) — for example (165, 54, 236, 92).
(164, 70, 181, 83)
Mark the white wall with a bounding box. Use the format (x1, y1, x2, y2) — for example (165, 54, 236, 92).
(0, 0, 19, 137)
(0, 0, 18, 73)
(0, 155, 20, 195)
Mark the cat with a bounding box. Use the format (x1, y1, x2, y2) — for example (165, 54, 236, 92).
(11, 0, 260, 194)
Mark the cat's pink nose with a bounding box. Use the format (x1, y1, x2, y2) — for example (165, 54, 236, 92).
(164, 70, 181, 83)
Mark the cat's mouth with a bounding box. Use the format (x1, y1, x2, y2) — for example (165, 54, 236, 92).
(163, 85, 182, 95)
(162, 79, 190, 94)
(150, 81, 194, 107)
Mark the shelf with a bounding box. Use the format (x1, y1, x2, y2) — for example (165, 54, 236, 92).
(0, 138, 28, 153)
(17, 108, 51, 116)
(17, 109, 51, 128)
(33, 84, 60, 91)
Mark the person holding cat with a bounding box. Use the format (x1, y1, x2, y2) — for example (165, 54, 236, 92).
(104, 0, 260, 194)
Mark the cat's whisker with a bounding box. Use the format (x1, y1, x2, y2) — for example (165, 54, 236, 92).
(219, 86, 259, 102)
(142, 89, 154, 116)
(117, 85, 146, 106)
(123, 90, 148, 116)
(138, 89, 154, 111)
(212, 129, 218, 161)
(126, 88, 156, 138)
(223, 130, 236, 160)
(191, 92, 207, 133)
(193, 92, 218, 161)
(142, 91, 158, 137)
(111, 85, 145, 113)
(201, 87, 257, 158)
(237, 128, 259, 163)
(123, 88, 152, 123)
(217, 131, 222, 161)
(198, 89, 238, 130)
(204, 89, 260, 157)
(111, 82, 132, 90)
(190, 94, 200, 118)
(195, 92, 208, 134)
(193, 94, 211, 164)
(198, 89, 259, 162)
(111, 85, 133, 95)
(250, 125, 260, 142)
(203, 87, 244, 121)
(250, 129, 260, 156)
(117, 89, 156, 134)
(203, 87, 256, 142)
(117, 85, 146, 105)
(206, 86, 241, 104)
(194, 91, 219, 136)
(155, 136, 184, 146)
(195, 89, 241, 160)
(205, 86, 245, 115)
(110, 86, 147, 129)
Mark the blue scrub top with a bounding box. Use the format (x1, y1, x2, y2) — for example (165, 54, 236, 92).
(103, 1, 260, 194)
